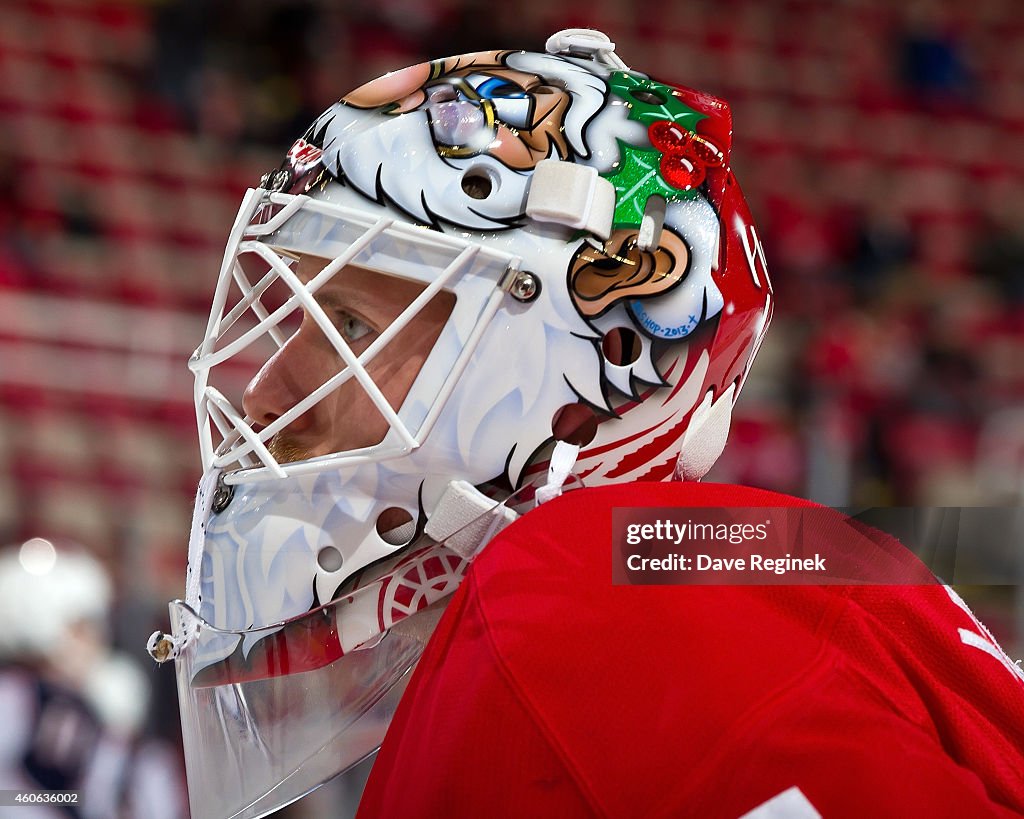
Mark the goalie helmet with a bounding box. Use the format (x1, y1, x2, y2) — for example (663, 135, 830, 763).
(154, 29, 771, 819)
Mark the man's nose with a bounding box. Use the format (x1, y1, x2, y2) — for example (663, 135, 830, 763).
(241, 331, 324, 433)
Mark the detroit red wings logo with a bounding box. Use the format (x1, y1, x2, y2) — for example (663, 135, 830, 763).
(287, 138, 323, 168)
(191, 544, 469, 688)
(376, 547, 468, 631)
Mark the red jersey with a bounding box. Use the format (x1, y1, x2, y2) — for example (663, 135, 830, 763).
(358, 483, 1024, 818)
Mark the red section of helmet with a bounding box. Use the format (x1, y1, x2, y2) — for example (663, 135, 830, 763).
(664, 80, 734, 215)
(705, 174, 773, 403)
(656, 80, 772, 414)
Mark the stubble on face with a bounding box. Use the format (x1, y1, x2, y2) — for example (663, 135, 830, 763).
(266, 432, 314, 465)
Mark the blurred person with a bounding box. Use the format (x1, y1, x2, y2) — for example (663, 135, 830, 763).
(843, 192, 915, 306)
(149, 29, 1024, 818)
(896, 0, 975, 109)
(973, 179, 1024, 307)
(0, 539, 184, 819)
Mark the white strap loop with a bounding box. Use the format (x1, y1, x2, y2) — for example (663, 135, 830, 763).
(425, 481, 519, 559)
(526, 159, 615, 239)
(535, 440, 581, 506)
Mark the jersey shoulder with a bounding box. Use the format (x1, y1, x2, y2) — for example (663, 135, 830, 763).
(365, 482, 1024, 816)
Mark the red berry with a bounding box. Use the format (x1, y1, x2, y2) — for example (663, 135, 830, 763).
(660, 153, 703, 191)
(648, 120, 691, 153)
(689, 138, 723, 166)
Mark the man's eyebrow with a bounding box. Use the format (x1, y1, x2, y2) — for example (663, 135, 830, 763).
(314, 288, 369, 310)
(312, 286, 381, 320)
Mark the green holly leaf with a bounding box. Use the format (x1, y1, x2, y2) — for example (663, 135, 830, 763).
(601, 140, 697, 228)
(608, 71, 706, 131)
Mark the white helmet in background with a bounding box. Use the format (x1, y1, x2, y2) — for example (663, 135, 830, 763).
(0, 539, 111, 667)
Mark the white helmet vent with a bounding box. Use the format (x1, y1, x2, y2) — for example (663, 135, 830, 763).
(545, 28, 629, 70)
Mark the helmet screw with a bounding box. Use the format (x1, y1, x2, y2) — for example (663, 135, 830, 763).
(510, 271, 541, 302)
(211, 478, 234, 514)
(147, 631, 175, 663)
(259, 168, 293, 192)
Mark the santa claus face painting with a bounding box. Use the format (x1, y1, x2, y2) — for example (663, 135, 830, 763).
(343, 50, 578, 171)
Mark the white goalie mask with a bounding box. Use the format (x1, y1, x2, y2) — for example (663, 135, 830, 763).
(152, 29, 772, 819)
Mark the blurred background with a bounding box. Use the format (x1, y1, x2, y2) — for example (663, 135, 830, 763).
(0, 0, 1020, 814)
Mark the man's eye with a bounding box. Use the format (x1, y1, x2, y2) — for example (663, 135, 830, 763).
(338, 312, 372, 343)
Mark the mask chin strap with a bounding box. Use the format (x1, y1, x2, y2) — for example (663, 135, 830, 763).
(535, 440, 581, 505)
(675, 384, 736, 481)
(148, 467, 223, 664)
(423, 440, 579, 562)
(425, 481, 518, 560)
